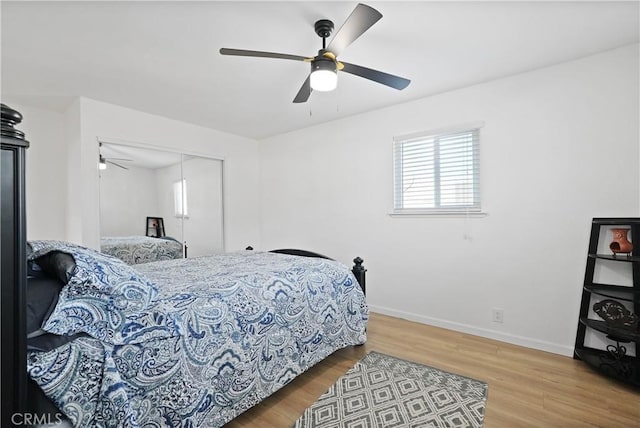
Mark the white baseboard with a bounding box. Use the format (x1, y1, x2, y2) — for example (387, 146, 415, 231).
(368, 304, 574, 357)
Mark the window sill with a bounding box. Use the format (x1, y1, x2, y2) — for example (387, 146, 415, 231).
(388, 211, 488, 218)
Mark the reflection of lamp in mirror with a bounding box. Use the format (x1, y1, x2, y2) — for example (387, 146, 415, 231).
(99, 154, 107, 170)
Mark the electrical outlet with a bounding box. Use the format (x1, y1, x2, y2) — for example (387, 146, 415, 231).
(492, 308, 504, 323)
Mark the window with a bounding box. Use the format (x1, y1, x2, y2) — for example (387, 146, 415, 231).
(393, 126, 481, 214)
(173, 179, 188, 217)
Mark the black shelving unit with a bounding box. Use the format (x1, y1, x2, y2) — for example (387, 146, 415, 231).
(574, 218, 640, 386)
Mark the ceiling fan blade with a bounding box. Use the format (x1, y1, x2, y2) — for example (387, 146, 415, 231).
(327, 3, 382, 57)
(220, 48, 310, 62)
(340, 62, 410, 90)
(107, 160, 129, 170)
(106, 157, 133, 161)
(293, 75, 312, 103)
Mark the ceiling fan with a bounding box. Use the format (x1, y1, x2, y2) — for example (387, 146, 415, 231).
(219, 3, 410, 103)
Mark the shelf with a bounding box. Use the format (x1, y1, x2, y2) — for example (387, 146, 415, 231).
(574, 347, 640, 387)
(588, 253, 640, 262)
(584, 283, 639, 300)
(576, 218, 640, 389)
(592, 218, 640, 226)
(579, 317, 640, 342)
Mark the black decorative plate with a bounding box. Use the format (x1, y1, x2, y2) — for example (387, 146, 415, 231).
(593, 299, 639, 329)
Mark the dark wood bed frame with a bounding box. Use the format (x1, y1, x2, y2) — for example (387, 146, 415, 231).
(1, 104, 29, 426)
(0, 104, 367, 425)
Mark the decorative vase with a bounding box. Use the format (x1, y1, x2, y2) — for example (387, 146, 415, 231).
(610, 228, 633, 257)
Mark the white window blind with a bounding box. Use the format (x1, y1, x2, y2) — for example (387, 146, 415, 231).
(393, 127, 480, 214)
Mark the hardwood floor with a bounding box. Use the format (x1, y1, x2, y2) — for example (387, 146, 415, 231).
(226, 312, 640, 427)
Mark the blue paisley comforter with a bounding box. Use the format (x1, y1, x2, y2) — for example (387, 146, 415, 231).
(100, 236, 183, 265)
(27, 241, 368, 427)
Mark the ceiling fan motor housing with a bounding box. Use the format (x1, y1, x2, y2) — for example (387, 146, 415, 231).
(314, 19, 334, 39)
(312, 54, 336, 70)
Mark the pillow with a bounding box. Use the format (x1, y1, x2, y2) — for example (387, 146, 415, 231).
(27, 240, 168, 345)
(26, 275, 64, 338)
(27, 240, 157, 299)
(33, 251, 76, 284)
(27, 332, 87, 352)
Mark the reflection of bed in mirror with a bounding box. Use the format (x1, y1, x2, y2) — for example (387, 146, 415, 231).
(100, 235, 183, 264)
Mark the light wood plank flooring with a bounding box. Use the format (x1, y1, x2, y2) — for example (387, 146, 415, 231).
(226, 312, 640, 427)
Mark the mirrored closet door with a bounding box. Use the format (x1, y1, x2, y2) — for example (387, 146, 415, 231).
(181, 155, 224, 257)
(98, 141, 224, 263)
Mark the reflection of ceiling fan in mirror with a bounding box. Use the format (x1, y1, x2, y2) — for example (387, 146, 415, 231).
(99, 154, 132, 170)
(98, 142, 133, 170)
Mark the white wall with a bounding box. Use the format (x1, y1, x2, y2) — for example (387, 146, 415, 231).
(64, 99, 84, 244)
(5, 102, 70, 241)
(259, 44, 640, 355)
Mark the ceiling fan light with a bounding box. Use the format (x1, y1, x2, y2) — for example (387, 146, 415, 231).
(99, 155, 107, 170)
(310, 58, 337, 92)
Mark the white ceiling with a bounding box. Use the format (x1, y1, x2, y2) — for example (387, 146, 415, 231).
(2, 1, 638, 140)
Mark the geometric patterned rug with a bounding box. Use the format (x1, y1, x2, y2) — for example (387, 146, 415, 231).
(292, 351, 488, 428)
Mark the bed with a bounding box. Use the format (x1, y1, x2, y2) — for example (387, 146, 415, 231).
(25, 240, 368, 427)
(100, 235, 184, 265)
